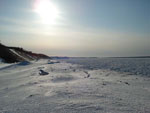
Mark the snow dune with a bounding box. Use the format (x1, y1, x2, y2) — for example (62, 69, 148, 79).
(0, 58, 150, 113)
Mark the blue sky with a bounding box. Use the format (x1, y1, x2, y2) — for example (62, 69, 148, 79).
(0, 0, 150, 57)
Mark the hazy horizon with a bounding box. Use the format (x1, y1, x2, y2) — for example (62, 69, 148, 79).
(0, 0, 150, 57)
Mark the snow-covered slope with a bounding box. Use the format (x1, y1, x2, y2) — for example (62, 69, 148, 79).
(0, 58, 150, 113)
(0, 43, 50, 63)
(9, 49, 30, 61)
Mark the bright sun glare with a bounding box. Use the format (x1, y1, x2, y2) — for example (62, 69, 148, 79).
(34, 0, 59, 24)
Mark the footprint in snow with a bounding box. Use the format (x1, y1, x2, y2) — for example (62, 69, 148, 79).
(27, 94, 39, 98)
(84, 71, 90, 78)
(51, 76, 74, 83)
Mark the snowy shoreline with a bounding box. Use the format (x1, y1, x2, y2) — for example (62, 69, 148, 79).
(0, 58, 150, 113)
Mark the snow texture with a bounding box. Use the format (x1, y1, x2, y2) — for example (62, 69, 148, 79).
(64, 57, 150, 77)
(0, 58, 150, 113)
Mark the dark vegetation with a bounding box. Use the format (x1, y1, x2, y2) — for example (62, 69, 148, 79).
(0, 43, 50, 63)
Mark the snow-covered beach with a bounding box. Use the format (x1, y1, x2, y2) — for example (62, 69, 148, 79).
(0, 58, 150, 113)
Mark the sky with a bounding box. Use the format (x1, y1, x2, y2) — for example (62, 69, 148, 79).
(0, 0, 150, 57)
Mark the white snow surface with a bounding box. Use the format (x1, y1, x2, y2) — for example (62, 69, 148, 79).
(64, 57, 150, 77)
(0, 58, 150, 113)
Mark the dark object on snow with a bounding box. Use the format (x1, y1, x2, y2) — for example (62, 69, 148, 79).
(125, 82, 130, 85)
(39, 70, 49, 75)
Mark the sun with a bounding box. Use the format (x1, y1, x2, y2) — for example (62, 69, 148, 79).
(34, 0, 59, 24)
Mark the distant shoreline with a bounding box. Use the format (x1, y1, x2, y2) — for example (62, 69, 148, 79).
(106, 56, 150, 58)
(51, 56, 150, 59)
